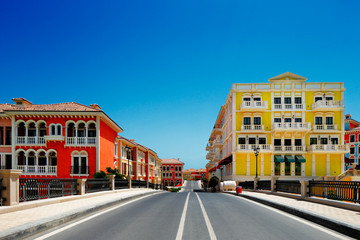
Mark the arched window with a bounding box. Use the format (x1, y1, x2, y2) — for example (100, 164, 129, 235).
(71, 151, 88, 175)
(77, 123, 86, 137)
(164, 180, 168, 186)
(27, 122, 36, 137)
(17, 151, 26, 165)
(88, 123, 96, 137)
(38, 122, 46, 137)
(17, 122, 26, 137)
(38, 151, 47, 166)
(57, 124, 62, 136)
(170, 180, 174, 186)
(67, 122, 75, 137)
(51, 125, 56, 135)
(48, 151, 57, 166)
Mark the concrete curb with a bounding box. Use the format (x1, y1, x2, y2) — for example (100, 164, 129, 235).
(0, 191, 162, 240)
(224, 192, 360, 239)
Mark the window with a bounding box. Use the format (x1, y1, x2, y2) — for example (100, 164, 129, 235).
(163, 166, 166, 171)
(238, 138, 246, 144)
(5, 127, 11, 145)
(320, 138, 328, 145)
(284, 97, 291, 104)
(295, 139, 302, 146)
(243, 117, 251, 125)
(315, 117, 323, 125)
(274, 98, 281, 104)
(326, 117, 333, 125)
(315, 97, 322, 102)
(295, 118, 302, 123)
(167, 166, 169, 171)
(274, 118, 281, 123)
(275, 162, 281, 176)
(175, 166, 178, 171)
(285, 162, 291, 176)
(331, 138, 338, 145)
(248, 138, 256, 144)
(350, 135, 355, 143)
(294, 97, 302, 104)
(325, 97, 333, 101)
(274, 139, 281, 146)
(350, 147, 355, 155)
(253, 117, 261, 125)
(243, 97, 251, 102)
(50, 124, 62, 136)
(310, 138, 317, 145)
(72, 151, 88, 175)
(114, 143, 118, 156)
(284, 118, 292, 123)
(284, 139, 292, 146)
(179, 166, 182, 171)
(0, 127, 3, 145)
(253, 97, 261, 101)
(258, 138, 266, 144)
(295, 162, 301, 176)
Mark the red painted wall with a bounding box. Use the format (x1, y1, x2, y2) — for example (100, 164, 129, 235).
(99, 119, 117, 172)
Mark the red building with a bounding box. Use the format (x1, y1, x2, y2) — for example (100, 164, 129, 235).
(0, 98, 122, 178)
(161, 158, 184, 186)
(183, 168, 208, 181)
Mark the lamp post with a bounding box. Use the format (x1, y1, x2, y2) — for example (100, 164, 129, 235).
(125, 145, 131, 181)
(254, 146, 260, 178)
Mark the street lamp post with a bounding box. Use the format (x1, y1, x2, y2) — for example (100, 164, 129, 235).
(125, 145, 131, 184)
(254, 146, 260, 178)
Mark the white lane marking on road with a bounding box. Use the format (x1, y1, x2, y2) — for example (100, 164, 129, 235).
(227, 194, 351, 240)
(34, 193, 161, 240)
(195, 193, 217, 240)
(175, 192, 190, 240)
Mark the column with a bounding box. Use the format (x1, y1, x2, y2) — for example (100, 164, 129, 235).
(0, 170, 23, 206)
(341, 154, 345, 174)
(246, 154, 250, 176)
(271, 155, 274, 176)
(281, 162, 285, 176)
(312, 154, 316, 176)
(326, 154, 330, 176)
(291, 162, 295, 176)
(301, 163, 305, 176)
(232, 153, 236, 178)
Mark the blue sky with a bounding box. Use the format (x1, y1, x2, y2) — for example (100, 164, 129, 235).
(1, 1, 359, 169)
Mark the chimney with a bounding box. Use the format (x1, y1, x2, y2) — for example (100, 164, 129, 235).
(345, 114, 351, 120)
(90, 104, 101, 110)
(12, 98, 32, 107)
(129, 139, 135, 142)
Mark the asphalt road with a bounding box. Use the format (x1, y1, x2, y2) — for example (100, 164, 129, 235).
(28, 181, 351, 240)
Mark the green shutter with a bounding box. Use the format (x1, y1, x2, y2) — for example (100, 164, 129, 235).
(295, 155, 306, 163)
(274, 155, 284, 163)
(285, 155, 295, 163)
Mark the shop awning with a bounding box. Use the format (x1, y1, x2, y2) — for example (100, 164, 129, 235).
(218, 155, 233, 166)
(274, 155, 284, 163)
(295, 155, 306, 163)
(285, 155, 295, 163)
(345, 157, 354, 163)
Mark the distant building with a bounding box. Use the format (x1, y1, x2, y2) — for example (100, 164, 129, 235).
(0, 98, 122, 178)
(161, 158, 184, 186)
(344, 114, 360, 170)
(183, 168, 207, 180)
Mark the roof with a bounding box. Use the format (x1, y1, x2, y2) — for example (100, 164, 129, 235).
(268, 72, 307, 81)
(161, 158, 184, 165)
(183, 168, 206, 173)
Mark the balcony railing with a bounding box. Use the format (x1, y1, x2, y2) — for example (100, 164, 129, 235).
(307, 144, 348, 152)
(241, 125, 264, 131)
(273, 146, 306, 152)
(272, 123, 311, 131)
(312, 100, 344, 110)
(237, 144, 273, 151)
(17, 165, 57, 174)
(240, 101, 268, 110)
(16, 136, 46, 145)
(66, 137, 96, 145)
(272, 104, 305, 110)
(213, 139, 223, 146)
(312, 124, 338, 131)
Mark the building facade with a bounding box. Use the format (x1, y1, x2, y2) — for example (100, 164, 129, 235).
(161, 158, 184, 186)
(206, 72, 348, 182)
(0, 98, 122, 178)
(183, 168, 207, 181)
(344, 114, 360, 170)
(115, 137, 161, 184)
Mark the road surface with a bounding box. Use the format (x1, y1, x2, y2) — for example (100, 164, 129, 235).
(28, 181, 351, 240)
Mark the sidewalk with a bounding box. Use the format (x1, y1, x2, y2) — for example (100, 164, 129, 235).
(225, 190, 360, 239)
(0, 189, 160, 240)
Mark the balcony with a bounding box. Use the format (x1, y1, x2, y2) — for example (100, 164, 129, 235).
(17, 165, 57, 175)
(271, 123, 311, 131)
(273, 146, 306, 152)
(307, 144, 349, 153)
(240, 101, 268, 111)
(16, 136, 46, 145)
(213, 139, 223, 147)
(312, 100, 344, 111)
(66, 137, 96, 145)
(237, 144, 273, 152)
(312, 124, 338, 131)
(241, 125, 265, 131)
(272, 104, 305, 111)
(214, 154, 223, 162)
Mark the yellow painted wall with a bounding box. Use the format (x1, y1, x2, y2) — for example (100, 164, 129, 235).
(305, 92, 314, 110)
(304, 154, 313, 176)
(263, 154, 271, 176)
(262, 112, 272, 131)
(316, 154, 327, 176)
(330, 154, 341, 176)
(236, 93, 242, 110)
(236, 153, 247, 175)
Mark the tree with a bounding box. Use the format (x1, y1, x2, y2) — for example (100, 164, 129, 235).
(93, 170, 107, 178)
(106, 167, 126, 179)
(208, 176, 219, 192)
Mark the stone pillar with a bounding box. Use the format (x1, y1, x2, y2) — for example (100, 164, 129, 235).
(254, 177, 259, 190)
(109, 175, 115, 191)
(77, 179, 87, 195)
(128, 175, 132, 189)
(271, 176, 279, 193)
(0, 170, 22, 206)
(300, 180, 309, 199)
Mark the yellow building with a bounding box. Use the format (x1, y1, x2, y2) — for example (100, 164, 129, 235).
(206, 72, 348, 182)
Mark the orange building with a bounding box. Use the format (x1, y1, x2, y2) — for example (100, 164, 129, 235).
(115, 137, 161, 184)
(183, 168, 208, 181)
(0, 98, 122, 178)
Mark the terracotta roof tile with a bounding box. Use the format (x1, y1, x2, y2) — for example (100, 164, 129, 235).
(0, 102, 100, 113)
(161, 158, 184, 164)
